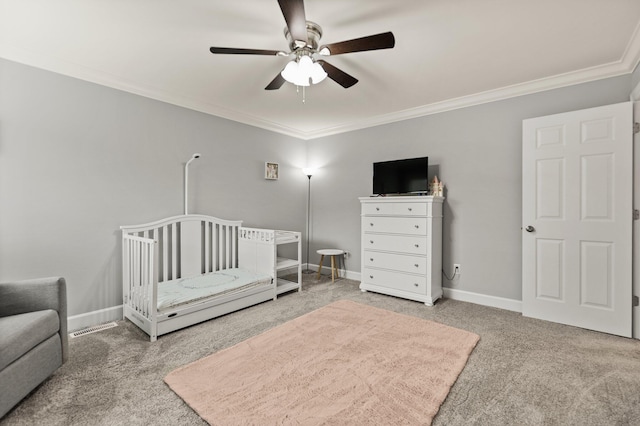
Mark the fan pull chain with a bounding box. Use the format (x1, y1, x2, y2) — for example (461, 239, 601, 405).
(295, 85, 306, 103)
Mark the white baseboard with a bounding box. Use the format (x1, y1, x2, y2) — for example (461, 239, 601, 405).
(315, 263, 521, 312)
(310, 263, 361, 282)
(68, 305, 123, 332)
(443, 287, 522, 312)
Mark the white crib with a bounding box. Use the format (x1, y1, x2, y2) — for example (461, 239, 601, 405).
(121, 214, 297, 342)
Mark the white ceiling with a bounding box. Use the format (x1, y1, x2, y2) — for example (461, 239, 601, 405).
(2, 0, 640, 140)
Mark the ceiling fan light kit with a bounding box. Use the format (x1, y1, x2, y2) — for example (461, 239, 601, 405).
(209, 0, 395, 91)
(281, 54, 327, 87)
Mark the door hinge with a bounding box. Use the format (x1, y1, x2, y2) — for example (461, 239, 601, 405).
(634, 295, 639, 307)
(635, 122, 640, 134)
(635, 209, 640, 220)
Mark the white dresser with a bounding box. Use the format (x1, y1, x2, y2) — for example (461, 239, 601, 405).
(359, 196, 444, 305)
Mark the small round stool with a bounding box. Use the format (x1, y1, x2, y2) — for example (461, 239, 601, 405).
(316, 249, 344, 283)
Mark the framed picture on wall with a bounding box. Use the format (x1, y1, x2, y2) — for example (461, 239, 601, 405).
(265, 162, 279, 180)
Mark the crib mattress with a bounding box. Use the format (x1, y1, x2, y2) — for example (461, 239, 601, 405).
(157, 268, 272, 311)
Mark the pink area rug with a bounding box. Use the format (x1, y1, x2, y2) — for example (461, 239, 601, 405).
(164, 300, 480, 425)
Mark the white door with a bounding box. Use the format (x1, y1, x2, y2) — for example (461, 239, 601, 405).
(522, 102, 633, 337)
(634, 102, 640, 339)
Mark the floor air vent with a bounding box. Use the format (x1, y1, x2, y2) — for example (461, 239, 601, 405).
(69, 322, 118, 338)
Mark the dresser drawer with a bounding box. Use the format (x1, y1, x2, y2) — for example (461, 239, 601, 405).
(362, 217, 427, 235)
(362, 203, 395, 215)
(362, 202, 427, 216)
(364, 251, 426, 274)
(362, 267, 426, 294)
(362, 234, 427, 255)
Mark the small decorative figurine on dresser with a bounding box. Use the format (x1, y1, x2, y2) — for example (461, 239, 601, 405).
(430, 176, 444, 196)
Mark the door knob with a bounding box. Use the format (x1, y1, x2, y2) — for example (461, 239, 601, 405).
(525, 225, 535, 233)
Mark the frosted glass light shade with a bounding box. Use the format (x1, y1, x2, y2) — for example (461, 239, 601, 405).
(310, 62, 327, 84)
(281, 61, 299, 83)
(302, 168, 315, 177)
(281, 56, 325, 87)
(298, 55, 313, 74)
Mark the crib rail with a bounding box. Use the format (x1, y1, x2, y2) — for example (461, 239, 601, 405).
(122, 234, 158, 339)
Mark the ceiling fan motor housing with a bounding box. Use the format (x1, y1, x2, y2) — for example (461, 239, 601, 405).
(285, 21, 323, 52)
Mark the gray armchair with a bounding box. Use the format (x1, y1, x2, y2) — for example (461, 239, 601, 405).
(0, 277, 68, 418)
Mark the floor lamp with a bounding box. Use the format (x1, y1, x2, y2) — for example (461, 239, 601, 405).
(302, 168, 315, 273)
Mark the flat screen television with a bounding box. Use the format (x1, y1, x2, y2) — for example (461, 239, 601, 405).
(373, 157, 429, 195)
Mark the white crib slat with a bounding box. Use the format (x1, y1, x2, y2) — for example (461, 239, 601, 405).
(226, 225, 232, 269)
(141, 241, 147, 316)
(212, 224, 218, 272)
(218, 224, 224, 271)
(134, 239, 140, 310)
(232, 226, 237, 267)
(204, 221, 211, 273)
(129, 238, 134, 293)
(172, 223, 178, 279)
(141, 241, 146, 316)
(161, 225, 167, 282)
(159, 227, 164, 282)
(123, 238, 130, 309)
(144, 241, 150, 317)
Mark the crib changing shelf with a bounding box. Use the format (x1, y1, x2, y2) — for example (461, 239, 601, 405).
(274, 231, 302, 295)
(239, 228, 302, 296)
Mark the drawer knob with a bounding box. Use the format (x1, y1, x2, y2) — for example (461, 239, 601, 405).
(415, 244, 420, 248)
(414, 225, 419, 229)
(414, 264, 419, 268)
(408, 207, 412, 211)
(370, 240, 374, 244)
(376, 207, 380, 211)
(414, 283, 419, 287)
(370, 275, 374, 279)
(370, 223, 374, 227)
(370, 258, 374, 262)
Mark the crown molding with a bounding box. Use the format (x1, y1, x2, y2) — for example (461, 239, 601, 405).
(3, 26, 640, 141)
(304, 60, 633, 140)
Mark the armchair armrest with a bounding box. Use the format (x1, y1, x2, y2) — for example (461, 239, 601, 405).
(0, 277, 68, 362)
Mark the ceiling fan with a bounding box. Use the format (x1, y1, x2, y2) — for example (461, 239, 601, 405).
(209, 0, 395, 90)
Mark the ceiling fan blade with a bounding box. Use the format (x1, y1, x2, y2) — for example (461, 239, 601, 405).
(319, 32, 395, 56)
(278, 0, 308, 47)
(265, 73, 286, 90)
(317, 60, 358, 88)
(210, 47, 283, 56)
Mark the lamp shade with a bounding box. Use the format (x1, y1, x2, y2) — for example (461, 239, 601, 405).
(302, 167, 315, 177)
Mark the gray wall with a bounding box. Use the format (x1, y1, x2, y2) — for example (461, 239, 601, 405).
(0, 56, 633, 318)
(0, 59, 306, 317)
(307, 76, 632, 301)
(632, 61, 640, 93)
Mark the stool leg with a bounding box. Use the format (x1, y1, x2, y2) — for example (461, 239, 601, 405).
(331, 255, 336, 283)
(316, 255, 324, 280)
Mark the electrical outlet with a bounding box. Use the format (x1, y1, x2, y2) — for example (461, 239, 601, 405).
(343, 251, 350, 259)
(453, 264, 461, 276)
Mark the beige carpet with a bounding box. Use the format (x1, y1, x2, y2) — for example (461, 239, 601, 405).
(164, 299, 480, 425)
